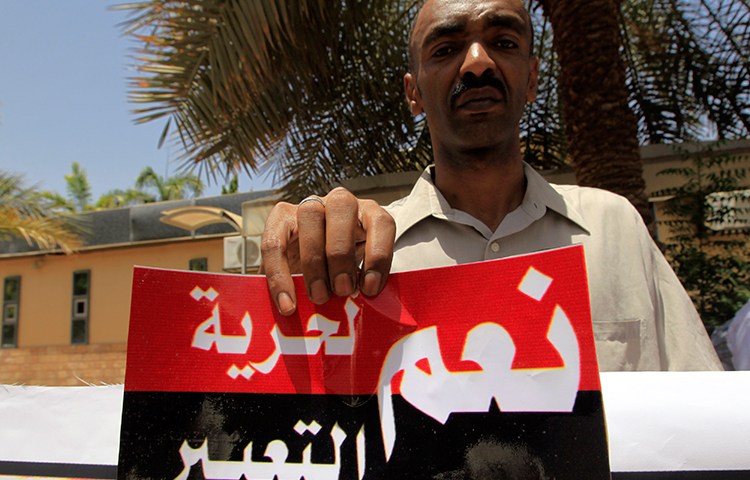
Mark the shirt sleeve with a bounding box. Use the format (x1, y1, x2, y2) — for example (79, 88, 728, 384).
(649, 240, 724, 371)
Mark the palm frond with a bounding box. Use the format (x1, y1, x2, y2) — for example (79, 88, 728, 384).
(621, 0, 750, 143)
(121, 0, 750, 200)
(0, 171, 83, 253)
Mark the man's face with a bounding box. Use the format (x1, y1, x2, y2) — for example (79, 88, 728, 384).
(405, 0, 538, 155)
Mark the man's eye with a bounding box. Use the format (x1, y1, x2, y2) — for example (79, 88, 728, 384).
(433, 46, 454, 57)
(497, 39, 518, 49)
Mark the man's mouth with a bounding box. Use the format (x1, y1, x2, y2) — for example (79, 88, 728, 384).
(455, 86, 504, 110)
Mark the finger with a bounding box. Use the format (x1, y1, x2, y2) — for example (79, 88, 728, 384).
(358, 199, 396, 296)
(297, 195, 331, 304)
(261, 202, 299, 315)
(324, 187, 360, 297)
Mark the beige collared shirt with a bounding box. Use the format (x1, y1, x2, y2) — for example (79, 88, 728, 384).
(385, 164, 722, 372)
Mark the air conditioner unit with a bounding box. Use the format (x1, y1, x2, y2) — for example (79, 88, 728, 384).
(223, 235, 262, 271)
(706, 189, 750, 231)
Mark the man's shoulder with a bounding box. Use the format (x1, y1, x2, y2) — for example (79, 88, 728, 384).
(541, 182, 649, 240)
(548, 182, 639, 216)
(523, 165, 641, 225)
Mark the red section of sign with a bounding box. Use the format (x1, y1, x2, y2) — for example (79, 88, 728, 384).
(125, 245, 600, 394)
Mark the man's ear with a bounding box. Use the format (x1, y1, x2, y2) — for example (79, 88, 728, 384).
(526, 57, 539, 103)
(404, 73, 423, 116)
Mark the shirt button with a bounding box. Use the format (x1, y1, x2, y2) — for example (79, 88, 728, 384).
(490, 242, 500, 253)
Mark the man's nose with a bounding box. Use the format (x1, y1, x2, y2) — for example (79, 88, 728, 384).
(460, 42, 495, 78)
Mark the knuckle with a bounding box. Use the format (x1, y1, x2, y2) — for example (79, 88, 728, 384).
(328, 186, 352, 196)
(368, 242, 393, 260)
(372, 208, 396, 226)
(362, 203, 395, 229)
(325, 244, 354, 263)
(300, 252, 327, 271)
(326, 187, 356, 206)
(260, 235, 284, 257)
(297, 200, 326, 217)
(267, 201, 295, 219)
(363, 247, 393, 276)
(265, 270, 288, 290)
(264, 202, 298, 233)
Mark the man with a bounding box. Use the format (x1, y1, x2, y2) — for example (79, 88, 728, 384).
(262, 0, 721, 371)
(728, 299, 750, 370)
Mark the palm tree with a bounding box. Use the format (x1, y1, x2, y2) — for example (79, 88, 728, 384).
(618, 0, 750, 141)
(537, 0, 650, 224)
(135, 166, 204, 201)
(65, 161, 94, 213)
(0, 171, 82, 253)
(119, 0, 750, 218)
(532, 0, 749, 228)
(95, 188, 153, 209)
(43, 162, 94, 214)
(118, 0, 425, 201)
(221, 174, 239, 195)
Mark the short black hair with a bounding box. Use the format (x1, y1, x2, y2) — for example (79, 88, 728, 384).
(406, 0, 535, 74)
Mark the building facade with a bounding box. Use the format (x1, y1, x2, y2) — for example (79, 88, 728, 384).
(0, 192, 273, 385)
(1, 141, 748, 385)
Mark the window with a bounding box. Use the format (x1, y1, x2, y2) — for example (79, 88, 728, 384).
(71, 270, 90, 345)
(189, 257, 208, 272)
(2, 276, 20, 348)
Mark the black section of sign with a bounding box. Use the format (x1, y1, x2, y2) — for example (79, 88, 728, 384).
(0, 460, 117, 478)
(611, 473, 750, 480)
(118, 390, 609, 480)
(4, 461, 746, 480)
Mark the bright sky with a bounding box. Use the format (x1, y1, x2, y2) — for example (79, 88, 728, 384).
(0, 0, 275, 201)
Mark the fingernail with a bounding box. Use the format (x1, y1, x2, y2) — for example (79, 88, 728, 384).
(277, 292, 295, 315)
(309, 279, 330, 304)
(334, 273, 354, 296)
(362, 271, 382, 296)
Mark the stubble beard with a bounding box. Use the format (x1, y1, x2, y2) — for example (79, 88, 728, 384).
(435, 119, 521, 172)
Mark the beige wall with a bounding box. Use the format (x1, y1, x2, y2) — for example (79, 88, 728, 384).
(540, 143, 750, 243)
(0, 344, 126, 386)
(1, 236, 231, 385)
(542, 142, 750, 197)
(0, 236, 226, 348)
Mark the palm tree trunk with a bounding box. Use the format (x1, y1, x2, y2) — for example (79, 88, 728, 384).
(540, 0, 654, 233)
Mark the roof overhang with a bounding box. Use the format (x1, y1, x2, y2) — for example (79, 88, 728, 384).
(159, 206, 242, 233)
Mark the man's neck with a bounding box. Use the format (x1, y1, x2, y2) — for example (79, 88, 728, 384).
(432, 148, 526, 232)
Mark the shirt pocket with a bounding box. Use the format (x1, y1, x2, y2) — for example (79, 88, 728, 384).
(592, 319, 642, 372)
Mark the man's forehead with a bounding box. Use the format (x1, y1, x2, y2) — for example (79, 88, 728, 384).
(415, 0, 529, 40)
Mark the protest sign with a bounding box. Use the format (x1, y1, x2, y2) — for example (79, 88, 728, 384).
(118, 244, 609, 479)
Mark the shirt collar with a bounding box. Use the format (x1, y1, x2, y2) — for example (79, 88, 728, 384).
(389, 163, 590, 242)
(523, 163, 589, 232)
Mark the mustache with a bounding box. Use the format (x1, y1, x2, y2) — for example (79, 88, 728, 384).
(450, 72, 507, 105)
